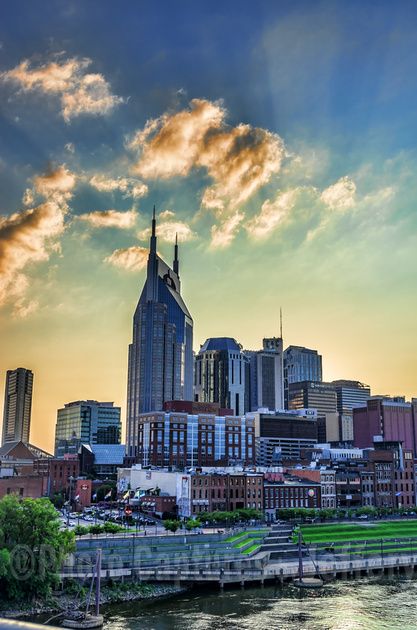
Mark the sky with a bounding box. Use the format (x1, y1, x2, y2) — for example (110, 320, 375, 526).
(0, 0, 416, 453)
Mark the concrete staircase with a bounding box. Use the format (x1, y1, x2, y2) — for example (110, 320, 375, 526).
(259, 523, 302, 561)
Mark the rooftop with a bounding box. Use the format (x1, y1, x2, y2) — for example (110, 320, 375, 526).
(199, 337, 242, 353)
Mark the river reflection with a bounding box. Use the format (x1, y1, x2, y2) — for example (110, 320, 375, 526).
(102, 578, 417, 630)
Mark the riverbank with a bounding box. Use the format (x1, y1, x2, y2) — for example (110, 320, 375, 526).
(97, 576, 417, 630)
(0, 582, 188, 620)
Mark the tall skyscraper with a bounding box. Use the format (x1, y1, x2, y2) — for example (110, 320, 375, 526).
(54, 400, 121, 457)
(245, 337, 284, 412)
(194, 337, 246, 415)
(126, 209, 193, 455)
(284, 345, 323, 408)
(2, 368, 33, 445)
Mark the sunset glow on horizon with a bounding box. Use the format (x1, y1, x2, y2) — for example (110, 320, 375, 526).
(1, 1, 416, 453)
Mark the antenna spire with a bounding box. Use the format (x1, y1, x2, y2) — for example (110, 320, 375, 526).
(150, 205, 157, 254)
(280, 307, 283, 339)
(173, 232, 179, 276)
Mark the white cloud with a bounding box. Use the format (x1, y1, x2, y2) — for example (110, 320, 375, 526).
(210, 212, 244, 248)
(78, 209, 137, 229)
(22, 188, 35, 206)
(320, 176, 356, 211)
(104, 246, 148, 271)
(245, 189, 299, 239)
(13, 299, 39, 318)
(1, 56, 124, 121)
(138, 218, 195, 243)
(159, 209, 175, 220)
(89, 174, 148, 199)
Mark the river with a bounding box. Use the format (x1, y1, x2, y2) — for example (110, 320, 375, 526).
(101, 578, 417, 629)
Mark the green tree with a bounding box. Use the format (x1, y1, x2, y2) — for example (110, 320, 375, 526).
(164, 519, 180, 533)
(0, 495, 75, 603)
(185, 518, 201, 531)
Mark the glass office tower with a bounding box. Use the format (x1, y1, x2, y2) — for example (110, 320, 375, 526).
(126, 209, 194, 457)
(54, 400, 121, 457)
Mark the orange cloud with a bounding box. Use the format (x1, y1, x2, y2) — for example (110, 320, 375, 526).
(104, 246, 148, 271)
(78, 209, 137, 229)
(33, 165, 76, 200)
(1, 56, 124, 121)
(89, 174, 148, 199)
(128, 99, 285, 246)
(0, 201, 66, 315)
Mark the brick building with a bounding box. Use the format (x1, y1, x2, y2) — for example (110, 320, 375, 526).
(353, 398, 417, 454)
(139, 494, 177, 517)
(33, 456, 79, 497)
(263, 474, 321, 519)
(0, 475, 47, 499)
(287, 467, 336, 509)
(129, 412, 255, 468)
(189, 472, 263, 516)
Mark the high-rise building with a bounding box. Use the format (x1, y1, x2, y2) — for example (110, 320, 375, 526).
(288, 381, 337, 415)
(126, 209, 194, 452)
(194, 337, 246, 415)
(329, 380, 371, 414)
(54, 400, 121, 457)
(283, 346, 322, 408)
(245, 337, 284, 412)
(2, 368, 33, 445)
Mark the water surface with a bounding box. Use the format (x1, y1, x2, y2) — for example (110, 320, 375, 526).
(103, 578, 417, 629)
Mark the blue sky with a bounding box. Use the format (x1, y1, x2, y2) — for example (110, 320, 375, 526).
(0, 0, 416, 450)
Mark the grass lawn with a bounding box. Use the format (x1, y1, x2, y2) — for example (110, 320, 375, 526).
(225, 529, 268, 543)
(242, 543, 261, 555)
(299, 520, 417, 544)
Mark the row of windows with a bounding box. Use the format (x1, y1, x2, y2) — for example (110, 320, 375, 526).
(192, 489, 262, 499)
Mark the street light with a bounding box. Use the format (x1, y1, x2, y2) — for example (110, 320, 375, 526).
(66, 476, 75, 527)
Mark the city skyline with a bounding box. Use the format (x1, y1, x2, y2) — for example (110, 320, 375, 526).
(1, 1, 416, 453)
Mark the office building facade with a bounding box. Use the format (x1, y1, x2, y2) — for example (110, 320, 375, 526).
(54, 400, 121, 457)
(126, 210, 193, 450)
(127, 411, 256, 468)
(250, 410, 318, 464)
(194, 337, 246, 415)
(245, 337, 284, 412)
(329, 380, 371, 414)
(2, 368, 33, 445)
(288, 381, 337, 415)
(283, 346, 322, 408)
(353, 397, 417, 455)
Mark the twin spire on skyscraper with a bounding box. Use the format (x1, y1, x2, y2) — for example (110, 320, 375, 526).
(149, 205, 180, 278)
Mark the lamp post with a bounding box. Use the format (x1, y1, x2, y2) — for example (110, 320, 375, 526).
(66, 476, 75, 527)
